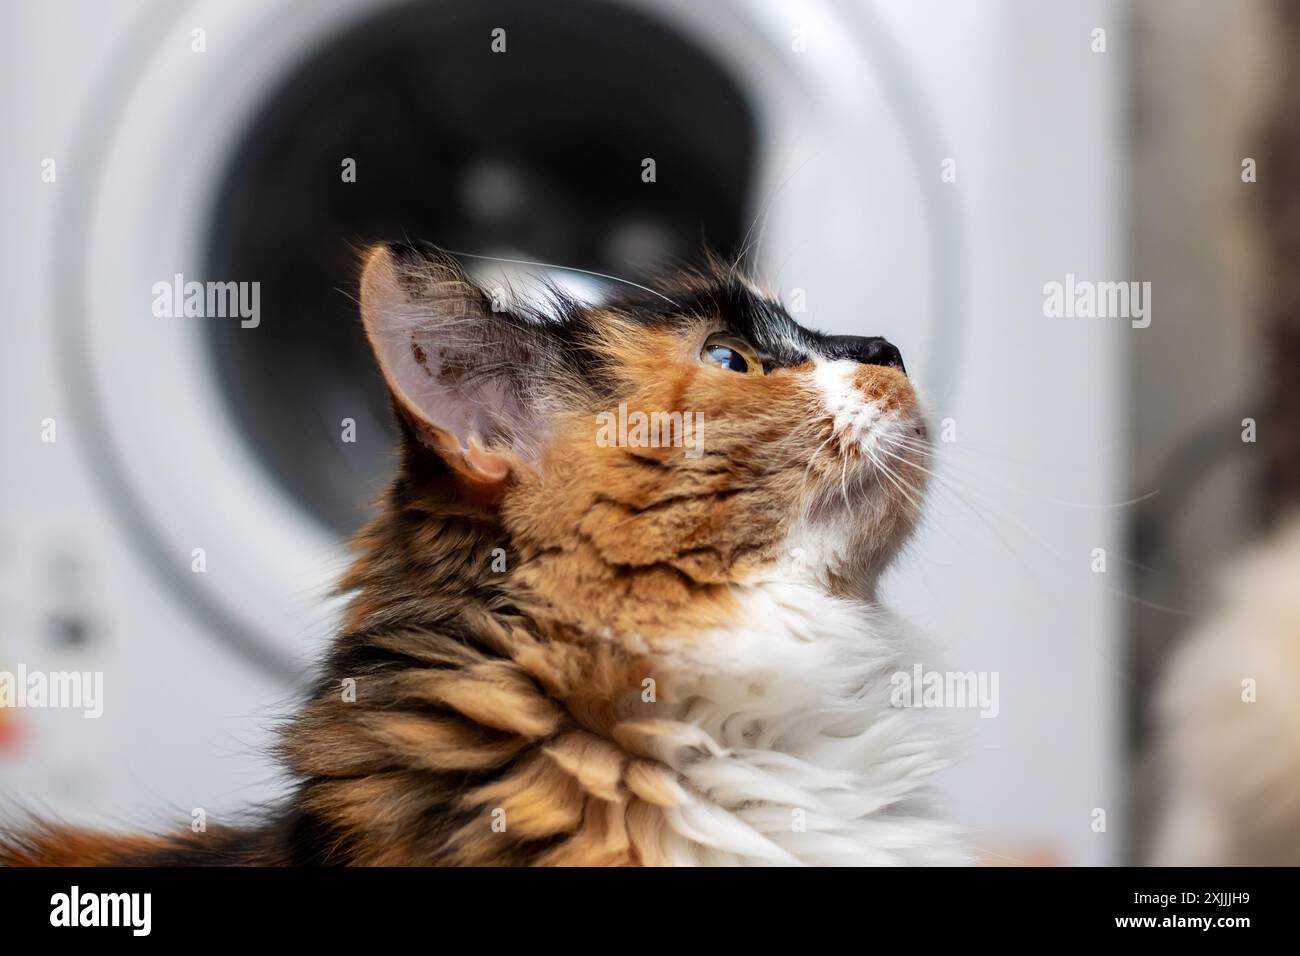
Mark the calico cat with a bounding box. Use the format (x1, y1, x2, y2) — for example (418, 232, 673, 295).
(2, 243, 967, 866)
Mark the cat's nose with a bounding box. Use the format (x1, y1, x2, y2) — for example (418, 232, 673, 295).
(825, 335, 906, 374)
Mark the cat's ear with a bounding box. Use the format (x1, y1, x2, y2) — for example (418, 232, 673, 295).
(359, 242, 539, 486)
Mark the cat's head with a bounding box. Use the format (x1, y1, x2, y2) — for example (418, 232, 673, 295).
(359, 242, 928, 637)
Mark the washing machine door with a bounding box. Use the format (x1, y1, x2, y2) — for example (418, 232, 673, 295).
(60, 0, 956, 678)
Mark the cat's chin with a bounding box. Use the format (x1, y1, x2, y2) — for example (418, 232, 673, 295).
(773, 506, 912, 600)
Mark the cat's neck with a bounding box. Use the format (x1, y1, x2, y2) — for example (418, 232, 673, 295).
(288, 487, 962, 865)
(336, 475, 508, 634)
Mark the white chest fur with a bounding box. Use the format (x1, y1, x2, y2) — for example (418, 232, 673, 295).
(650, 582, 970, 866)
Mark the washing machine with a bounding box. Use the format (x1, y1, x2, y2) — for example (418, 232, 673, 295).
(2, 0, 1123, 863)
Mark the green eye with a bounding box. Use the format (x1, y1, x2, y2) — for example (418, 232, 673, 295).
(701, 334, 763, 375)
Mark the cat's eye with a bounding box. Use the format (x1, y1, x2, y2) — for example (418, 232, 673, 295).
(700, 334, 764, 375)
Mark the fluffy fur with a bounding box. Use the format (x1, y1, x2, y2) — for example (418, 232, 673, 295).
(1152, 515, 1300, 865)
(2, 243, 966, 866)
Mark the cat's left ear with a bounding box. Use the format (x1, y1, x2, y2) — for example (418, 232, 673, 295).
(359, 242, 541, 486)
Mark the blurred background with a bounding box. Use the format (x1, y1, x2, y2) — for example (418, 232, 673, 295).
(2, 0, 1297, 865)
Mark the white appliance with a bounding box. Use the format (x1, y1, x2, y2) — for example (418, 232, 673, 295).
(1, 0, 1122, 863)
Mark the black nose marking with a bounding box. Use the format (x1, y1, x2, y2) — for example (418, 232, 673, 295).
(824, 335, 906, 374)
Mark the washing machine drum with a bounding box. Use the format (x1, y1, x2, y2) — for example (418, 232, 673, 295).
(64, 0, 955, 679)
